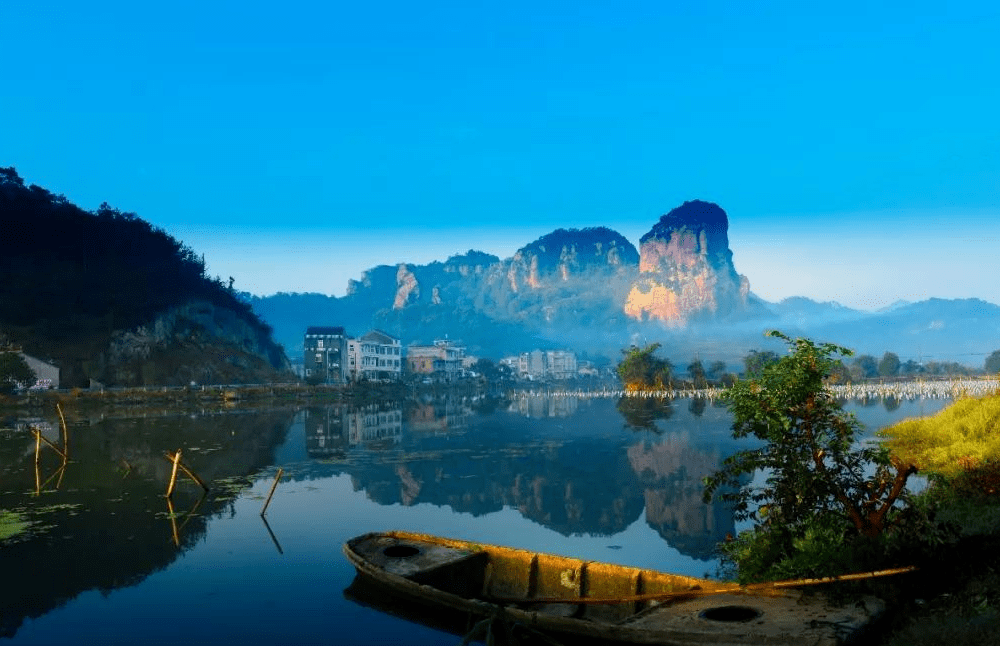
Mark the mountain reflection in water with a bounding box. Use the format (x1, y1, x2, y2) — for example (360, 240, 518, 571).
(0, 394, 949, 644)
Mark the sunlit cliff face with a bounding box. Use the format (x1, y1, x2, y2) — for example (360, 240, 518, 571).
(393, 264, 419, 309)
(624, 201, 748, 325)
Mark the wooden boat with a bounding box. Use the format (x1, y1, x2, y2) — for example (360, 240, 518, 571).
(343, 531, 891, 645)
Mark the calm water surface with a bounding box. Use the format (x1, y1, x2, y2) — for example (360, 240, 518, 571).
(0, 394, 949, 644)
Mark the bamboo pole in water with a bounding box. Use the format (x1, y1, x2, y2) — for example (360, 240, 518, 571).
(56, 403, 68, 455)
(166, 497, 180, 546)
(166, 449, 182, 498)
(32, 429, 67, 461)
(163, 452, 209, 492)
(260, 468, 283, 517)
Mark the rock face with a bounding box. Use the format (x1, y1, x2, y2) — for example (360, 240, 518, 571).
(504, 227, 638, 292)
(93, 300, 292, 386)
(624, 200, 750, 325)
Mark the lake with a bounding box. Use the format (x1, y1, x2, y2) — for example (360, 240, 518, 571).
(0, 393, 950, 644)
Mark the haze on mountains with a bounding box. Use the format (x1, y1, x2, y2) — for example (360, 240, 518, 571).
(4, 166, 997, 380)
(249, 201, 1000, 369)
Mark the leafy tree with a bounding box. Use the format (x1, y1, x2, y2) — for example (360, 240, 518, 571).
(687, 359, 708, 389)
(850, 354, 878, 380)
(986, 350, 1000, 374)
(827, 360, 851, 384)
(617, 344, 673, 390)
(703, 332, 916, 580)
(878, 351, 900, 377)
(707, 360, 728, 381)
(0, 352, 35, 394)
(743, 350, 779, 376)
(472, 358, 500, 380)
(900, 359, 924, 376)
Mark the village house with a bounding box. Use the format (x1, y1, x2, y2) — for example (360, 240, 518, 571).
(303, 326, 348, 383)
(406, 339, 466, 382)
(348, 329, 402, 381)
(506, 349, 579, 381)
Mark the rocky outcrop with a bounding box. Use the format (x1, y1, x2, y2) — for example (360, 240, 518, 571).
(624, 200, 750, 325)
(504, 228, 639, 293)
(93, 300, 292, 386)
(393, 264, 419, 309)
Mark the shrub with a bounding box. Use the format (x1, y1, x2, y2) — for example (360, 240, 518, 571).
(704, 332, 917, 581)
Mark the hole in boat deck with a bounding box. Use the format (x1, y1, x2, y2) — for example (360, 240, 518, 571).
(383, 544, 421, 558)
(699, 605, 762, 622)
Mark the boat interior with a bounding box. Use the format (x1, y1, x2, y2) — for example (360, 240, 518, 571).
(346, 531, 724, 624)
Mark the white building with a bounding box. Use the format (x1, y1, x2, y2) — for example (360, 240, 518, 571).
(513, 349, 578, 381)
(348, 330, 402, 381)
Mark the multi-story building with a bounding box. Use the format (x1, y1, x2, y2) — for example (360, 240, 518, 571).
(512, 349, 578, 380)
(406, 339, 466, 381)
(303, 326, 347, 383)
(347, 329, 402, 381)
(546, 350, 578, 380)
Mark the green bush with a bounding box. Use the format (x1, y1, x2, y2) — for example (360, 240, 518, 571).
(704, 332, 917, 582)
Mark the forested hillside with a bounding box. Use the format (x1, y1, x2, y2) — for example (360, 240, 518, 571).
(0, 167, 290, 387)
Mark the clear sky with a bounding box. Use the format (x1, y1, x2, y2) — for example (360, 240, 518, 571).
(3, 1, 999, 310)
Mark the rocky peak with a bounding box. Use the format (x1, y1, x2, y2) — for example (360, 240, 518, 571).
(624, 200, 749, 325)
(505, 227, 639, 293)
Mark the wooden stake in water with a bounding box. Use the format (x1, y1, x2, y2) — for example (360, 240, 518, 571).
(163, 452, 210, 492)
(56, 402, 68, 456)
(260, 468, 283, 517)
(166, 449, 182, 498)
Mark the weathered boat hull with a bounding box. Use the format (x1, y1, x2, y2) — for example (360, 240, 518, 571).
(343, 531, 884, 646)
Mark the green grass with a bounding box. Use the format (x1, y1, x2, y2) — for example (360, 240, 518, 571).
(881, 394, 1000, 475)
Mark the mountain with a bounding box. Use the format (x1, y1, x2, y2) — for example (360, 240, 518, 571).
(252, 207, 1000, 369)
(250, 204, 774, 362)
(0, 168, 292, 387)
(625, 200, 752, 324)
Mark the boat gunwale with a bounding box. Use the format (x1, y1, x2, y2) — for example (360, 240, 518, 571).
(342, 531, 868, 646)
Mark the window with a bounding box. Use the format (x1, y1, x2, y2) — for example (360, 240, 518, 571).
(317, 339, 324, 349)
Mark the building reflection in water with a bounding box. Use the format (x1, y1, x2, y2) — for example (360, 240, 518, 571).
(511, 394, 580, 418)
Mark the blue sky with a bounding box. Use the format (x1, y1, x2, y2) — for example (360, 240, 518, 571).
(3, 1, 999, 310)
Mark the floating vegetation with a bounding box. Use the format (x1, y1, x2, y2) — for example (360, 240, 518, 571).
(0, 503, 81, 544)
(0, 510, 30, 542)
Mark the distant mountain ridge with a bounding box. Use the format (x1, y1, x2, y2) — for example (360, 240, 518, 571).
(248, 204, 1000, 368)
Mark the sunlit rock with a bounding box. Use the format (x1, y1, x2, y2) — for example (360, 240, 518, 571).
(625, 200, 750, 325)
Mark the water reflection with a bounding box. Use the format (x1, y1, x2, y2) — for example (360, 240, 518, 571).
(292, 396, 737, 559)
(0, 392, 950, 642)
(0, 409, 293, 639)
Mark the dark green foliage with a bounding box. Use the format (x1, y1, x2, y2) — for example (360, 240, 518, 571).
(828, 359, 851, 383)
(686, 359, 708, 389)
(0, 167, 277, 385)
(742, 350, 778, 376)
(879, 351, 901, 377)
(0, 352, 34, 394)
(617, 343, 672, 389)
(986, 350, 1000, 375)
(850, 354, 878, 380)
(704, 331, 916, 581)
